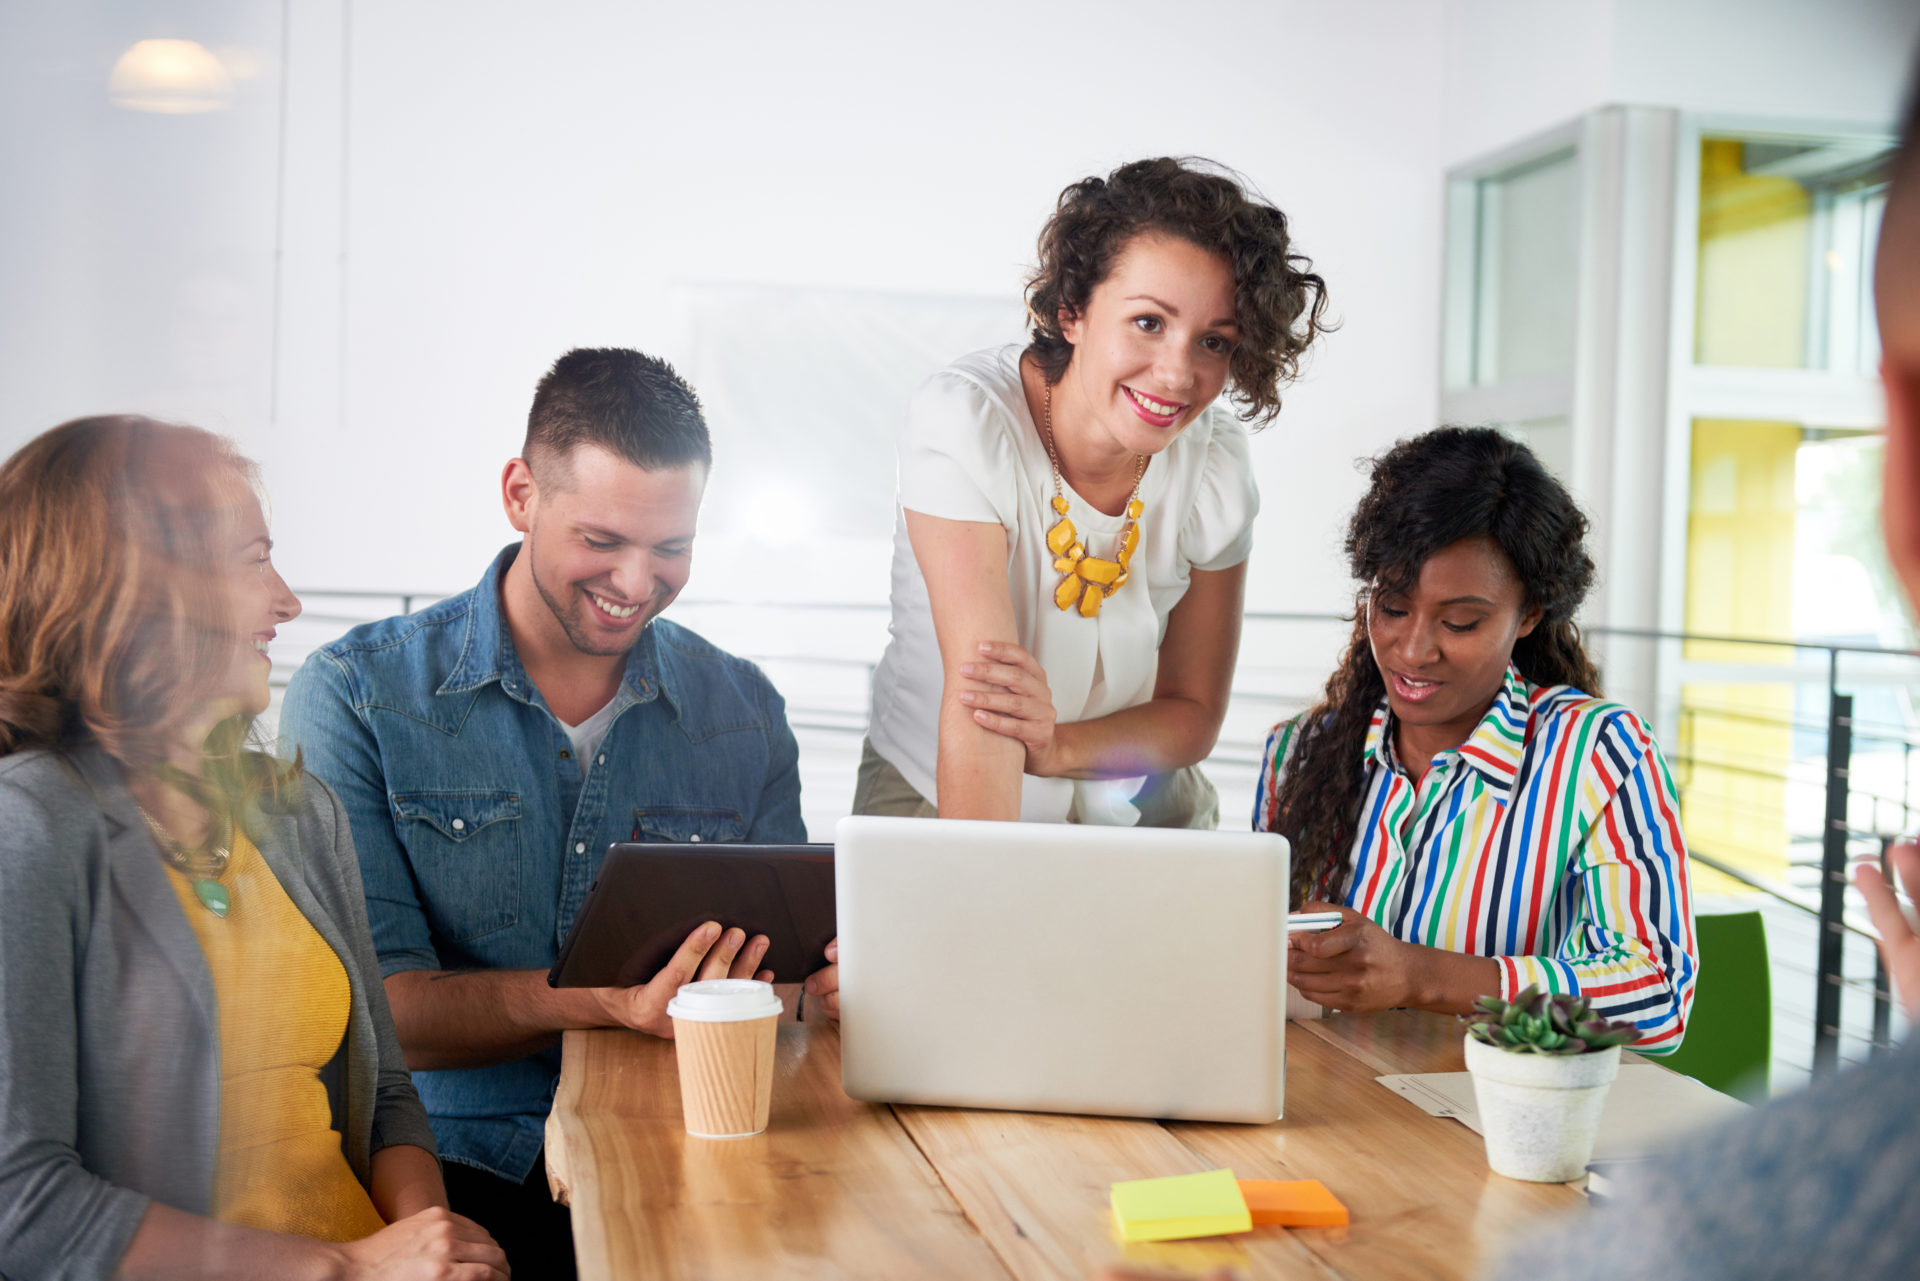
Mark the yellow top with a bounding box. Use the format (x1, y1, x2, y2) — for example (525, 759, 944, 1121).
(165, 827, 386, 1242)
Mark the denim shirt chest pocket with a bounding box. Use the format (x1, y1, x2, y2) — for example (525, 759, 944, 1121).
(392, 789, 523, 940)
(634, 806, 747, 843)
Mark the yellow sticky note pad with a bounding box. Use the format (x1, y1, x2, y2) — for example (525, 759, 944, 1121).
(1110, 1169, 1252, 1243)
(1237, 1179, 1349, 1227)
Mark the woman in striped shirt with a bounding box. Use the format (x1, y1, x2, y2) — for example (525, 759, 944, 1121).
(1254, 427, 1696, 1052)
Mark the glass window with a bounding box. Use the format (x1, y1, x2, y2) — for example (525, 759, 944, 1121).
(1496, 415, 1572, 482)
(1794, 428, 1908, 647)
(1680, 418, 1913, 891)
(1679, 419, 1801, 887)
(1444, 146, 1580, 388)
(1680, 418, 1907, 652)
(1694, 136, 1892, 373)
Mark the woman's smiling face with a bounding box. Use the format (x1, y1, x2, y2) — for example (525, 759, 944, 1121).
(1367, 535, 1542, 749)
(213, 486, 301, 722)
(1057, 231, 1238, 457)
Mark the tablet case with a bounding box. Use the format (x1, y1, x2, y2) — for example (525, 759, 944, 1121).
(548, 843, 835, 988)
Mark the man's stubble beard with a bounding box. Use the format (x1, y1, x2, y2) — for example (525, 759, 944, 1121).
(529, 551, 657, 660)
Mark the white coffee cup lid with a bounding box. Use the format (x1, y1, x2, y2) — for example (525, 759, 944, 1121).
(667, 978, 783, 1023)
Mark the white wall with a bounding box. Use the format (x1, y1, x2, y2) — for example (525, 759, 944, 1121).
(1441, 0, 1920, 169)
(260, 0, 1451, 631)
(1440, 0, 1618, 167)
(1609, 0, 1920, 126)
(5, 0, 1917, 662)
(0, 2, 282, 443)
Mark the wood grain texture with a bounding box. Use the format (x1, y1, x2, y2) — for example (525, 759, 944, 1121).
(892, 1103, 1334, 1280)
(547, 1025, 1011, 1280)
(1293, 1008, 1472, 1077)
(551, 1013, 1591, 1280)
(1167, 1020, 1579, 1281)
(1299, 1008, 1650, 1077)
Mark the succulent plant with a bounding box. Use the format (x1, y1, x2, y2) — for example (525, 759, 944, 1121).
(1461, 986, 1638, 1056)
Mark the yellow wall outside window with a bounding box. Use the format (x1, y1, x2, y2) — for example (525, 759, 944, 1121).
(1694, 139, 1811, 368)
(1681, 138, 1833, 892)
(1682, 420, 1799, 889)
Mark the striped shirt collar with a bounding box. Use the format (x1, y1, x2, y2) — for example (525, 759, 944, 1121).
(1363, 662, 1530, 794)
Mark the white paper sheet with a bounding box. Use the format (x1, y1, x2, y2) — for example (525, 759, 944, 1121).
(1375, 1064, 1748, 1161)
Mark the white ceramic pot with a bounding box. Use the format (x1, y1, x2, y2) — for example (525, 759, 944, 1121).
(1464, 1034, 1621, 1183)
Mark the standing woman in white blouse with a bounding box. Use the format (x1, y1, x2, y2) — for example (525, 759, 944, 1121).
(858, 157, 1331, 826)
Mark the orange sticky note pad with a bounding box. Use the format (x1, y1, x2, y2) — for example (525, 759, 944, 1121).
(1237, 1179, 1349, 1227)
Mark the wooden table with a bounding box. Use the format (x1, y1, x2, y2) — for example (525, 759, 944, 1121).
(545, 1012, 1584, 1279)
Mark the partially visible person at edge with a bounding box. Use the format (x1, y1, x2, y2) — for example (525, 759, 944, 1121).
(279, 348, 810, 1279)
(855, 156, 1330, 826)
(0, 417, 505, 1279)
(1253, 427, 1697, 1045)
(1484, 46, 1920, 1281)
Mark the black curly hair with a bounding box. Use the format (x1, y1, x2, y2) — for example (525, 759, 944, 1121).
(1265, 427, 1600, 906)
(1023, 157, 1331, 426)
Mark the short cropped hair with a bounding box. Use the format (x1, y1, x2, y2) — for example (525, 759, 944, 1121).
(523, 348, 712, 480)
(1024, 157, 1331, 428)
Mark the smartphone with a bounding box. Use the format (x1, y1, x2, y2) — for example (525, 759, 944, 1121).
(1288, 911, 1345, 934)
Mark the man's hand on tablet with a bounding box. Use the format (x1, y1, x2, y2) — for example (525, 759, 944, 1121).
(594, 921, 772, 1038)
(802, 938, 841, 1021)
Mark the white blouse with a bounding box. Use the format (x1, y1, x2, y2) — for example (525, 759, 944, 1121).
(867, 344, 1259, 824)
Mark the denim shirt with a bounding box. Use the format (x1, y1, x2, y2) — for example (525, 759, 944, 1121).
(278, 544, 804, 1182)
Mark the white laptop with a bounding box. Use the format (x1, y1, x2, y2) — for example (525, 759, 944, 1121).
(833, 815, 1292, 1124)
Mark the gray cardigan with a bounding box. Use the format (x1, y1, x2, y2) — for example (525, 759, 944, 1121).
(0, 745, 438, 1281)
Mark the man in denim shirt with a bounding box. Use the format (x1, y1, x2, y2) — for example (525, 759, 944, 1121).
(281, 348, 807, 1277)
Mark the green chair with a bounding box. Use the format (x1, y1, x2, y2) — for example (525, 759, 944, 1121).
(1658, 909, 1771, 1101)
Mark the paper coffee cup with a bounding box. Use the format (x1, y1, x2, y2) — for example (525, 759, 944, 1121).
(667, 979, 782, 1138)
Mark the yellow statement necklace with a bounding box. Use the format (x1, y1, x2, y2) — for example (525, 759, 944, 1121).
(1040, 381, 1146, 618)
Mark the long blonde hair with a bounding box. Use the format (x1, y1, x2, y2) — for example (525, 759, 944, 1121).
(0, 415, 299, 815)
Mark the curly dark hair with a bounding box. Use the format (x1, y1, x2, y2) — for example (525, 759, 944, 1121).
(1023, 157, 1331, 426)
(1265, 427, 1601, 906)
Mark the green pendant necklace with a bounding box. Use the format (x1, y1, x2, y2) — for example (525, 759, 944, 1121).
(135, 803, 233, 918)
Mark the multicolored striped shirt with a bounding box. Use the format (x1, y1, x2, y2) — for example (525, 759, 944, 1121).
(1252, 664, 1697, 1054)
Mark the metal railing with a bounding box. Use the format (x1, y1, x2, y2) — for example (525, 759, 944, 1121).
(275, 593, 1914, 1079)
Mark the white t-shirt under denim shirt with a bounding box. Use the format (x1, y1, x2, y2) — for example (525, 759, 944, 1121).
(867, 344, 1259, 825)
(561, 697, 618, 777)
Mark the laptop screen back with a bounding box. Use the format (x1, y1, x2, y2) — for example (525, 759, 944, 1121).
(834, 815, 1291, 1124)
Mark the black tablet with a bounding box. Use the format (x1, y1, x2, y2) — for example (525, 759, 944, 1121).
(547, 842, 835, 989)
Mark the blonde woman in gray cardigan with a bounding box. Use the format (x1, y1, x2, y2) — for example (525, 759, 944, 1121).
(0, 417, 506, 1280)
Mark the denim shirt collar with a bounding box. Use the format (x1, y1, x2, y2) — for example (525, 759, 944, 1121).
(438, 543, 677, 718)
